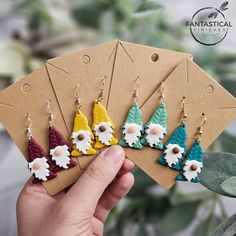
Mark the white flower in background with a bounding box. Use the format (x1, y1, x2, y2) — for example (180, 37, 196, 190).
(123, 123, 142, 147)
(50, 145, 70, 169)
(72, 130, 92, 154)
(164, 144, 184, 167)
(28, 157, 50, 181)
(183, 160, 203, 182)
(145, 123, 166, 147)
(94, 122, 113, 145)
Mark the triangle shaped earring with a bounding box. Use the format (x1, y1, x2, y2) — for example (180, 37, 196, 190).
(141, 81, 167, 150)
(119, 77, 144, 149)
(157, 97, 187, 170)
(26, 113, 57, 183)
(92, 77, 118, 149)
(47, 99, 77, 170)
(71, 84, 97, 156)
(177, 113, 206, 183)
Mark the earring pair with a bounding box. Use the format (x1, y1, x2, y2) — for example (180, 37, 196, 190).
(27, 100, 77, 183)
(119, 79, 167, 150)
(158, 97, 206, 183)
(71, 78, 118, 157)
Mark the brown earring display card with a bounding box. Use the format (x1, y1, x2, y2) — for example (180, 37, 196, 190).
(0, 40, 236, 195)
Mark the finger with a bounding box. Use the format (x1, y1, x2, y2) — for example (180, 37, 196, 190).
(92, 216, 104, 236)
(94, 172, 134, 222)
(19, 177, 47, 195)
(63, 145, 125, 212)
(117, 158, 135, 177)
(19, 177, 65, 200)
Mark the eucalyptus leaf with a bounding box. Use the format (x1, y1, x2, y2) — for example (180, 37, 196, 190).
(221, 176, 236, 197)
(220, 78, 236, 97)
(71, 2, 103, 28)
(135, 1, 162, 13)
(211, 214, 236, 236)
(170, 190, 214, 205)
(13, 0, 52, 26)
(217, 53, 236, 63)
(137, 224, 149, 236)
(200, 152, 236, 197)
(160, 201, 200, 235)
(193, 214, 222, 236)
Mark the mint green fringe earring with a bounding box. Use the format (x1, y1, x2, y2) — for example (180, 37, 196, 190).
(119, 77, 143, 149)
(141, 81, 167, 150)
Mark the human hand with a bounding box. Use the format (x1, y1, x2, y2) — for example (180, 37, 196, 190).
(17, 145, 135, 236)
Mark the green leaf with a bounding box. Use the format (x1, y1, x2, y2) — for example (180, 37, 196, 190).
(200, 152, 236, 197)
(220, 132, 236, 154)
(193, 214, 222, 236)
(211, 214, 236, 236)
(137, 224, 149, 236)
(134, 0, 162, 17)
(221, 176, 236, 197)
(170, 190, 214, 205)
(217, 53, 236, 63)
(220, 78, 236, 98)
(71, 2, 104, 28)
(160, 201, 200, 235)
(12, 0, 52, 27)
(135, 1, 162, 12)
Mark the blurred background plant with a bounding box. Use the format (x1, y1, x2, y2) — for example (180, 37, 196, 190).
(1, 0, 236, 235)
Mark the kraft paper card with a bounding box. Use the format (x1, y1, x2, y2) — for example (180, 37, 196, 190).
(0, 40, 236, 195)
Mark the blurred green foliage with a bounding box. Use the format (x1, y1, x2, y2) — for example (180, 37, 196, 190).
(1, 0, 236, 235)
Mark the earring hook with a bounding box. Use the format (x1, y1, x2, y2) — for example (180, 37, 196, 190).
(197, 113, 207, 142)
(181, 96, 187, 125)
(47, 98, 54, 127)
(75, 83, 82, 112)
(25, 113, 32, 140)
(98, 76, 106, 102)
(134, 76, 140, 103)
(200, 113, 207, 128)
(160, 81, 165, 103)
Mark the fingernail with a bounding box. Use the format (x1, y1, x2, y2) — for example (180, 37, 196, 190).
(102, 145, 124, 164)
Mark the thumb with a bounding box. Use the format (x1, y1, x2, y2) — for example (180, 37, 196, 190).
(62, 145, 125, 212)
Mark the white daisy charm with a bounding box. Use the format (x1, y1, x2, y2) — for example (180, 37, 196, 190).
(123, 123, 142, 147)
(94, 122, 113, 145)
(145, 123, 166, 147)
(72, 130, 92, 154)
(50, 145, 71, 169)
(183, 160, 203, 182)
(164, 144, 184, 167)
(28, 157, 50, 181)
